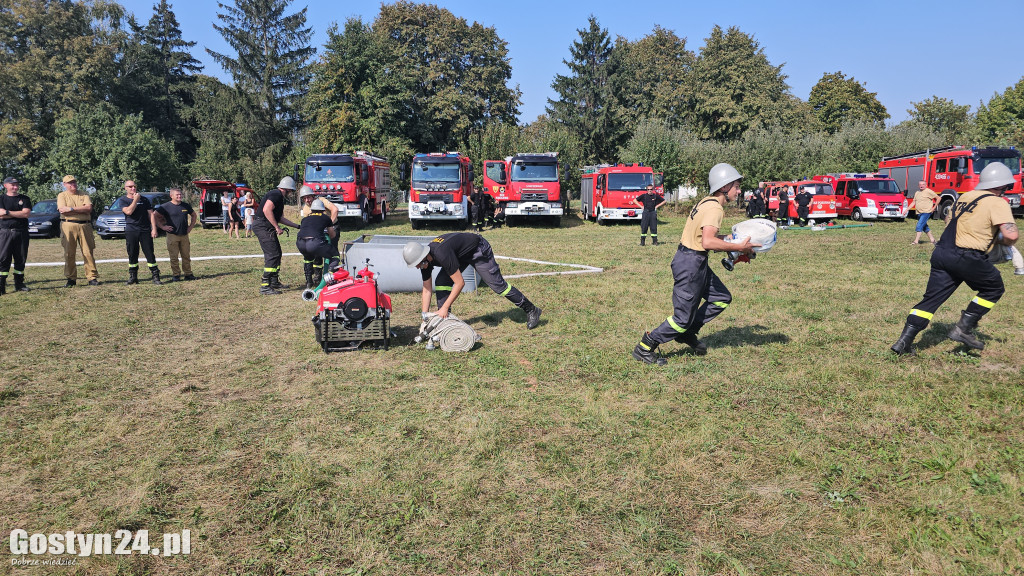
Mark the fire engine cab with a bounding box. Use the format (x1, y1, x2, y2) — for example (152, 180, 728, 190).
(878, 146, 1023, 220)
(482, 152, 563, 225)
(579, 163, 655, 224)
(301, 152, 391, 226)
(408, 152, 473, 229)
(814, 173, 908, 221)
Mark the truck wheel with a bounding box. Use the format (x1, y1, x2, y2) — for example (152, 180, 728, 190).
(938, 200, 954, 221)
(360, 204, 370, 228)
(378, 202, 387, 223)
(410, 219, 422, 230)
(597, 210, 607, 225)
(851, 208, 863, 221)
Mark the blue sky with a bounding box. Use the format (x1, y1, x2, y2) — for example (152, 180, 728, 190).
(119, 0, 1022, 125)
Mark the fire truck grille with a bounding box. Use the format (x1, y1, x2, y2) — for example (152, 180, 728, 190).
(521, 193, 549, 202)
(418, 193, 453, 203)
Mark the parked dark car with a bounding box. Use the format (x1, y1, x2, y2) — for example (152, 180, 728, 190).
(95, 192, 172, 239)
(27, 198, 61, 238)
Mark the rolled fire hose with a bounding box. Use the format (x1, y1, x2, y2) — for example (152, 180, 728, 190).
(415, 313, 480, 352)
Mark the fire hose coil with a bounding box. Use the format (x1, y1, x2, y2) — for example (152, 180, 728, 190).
(416, 314, 480, 352)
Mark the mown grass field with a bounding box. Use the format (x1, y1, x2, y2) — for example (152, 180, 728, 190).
(1, 206, 1022, 575)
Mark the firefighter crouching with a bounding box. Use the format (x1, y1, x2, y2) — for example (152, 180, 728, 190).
(891, 163, 1019, 355)
(632, 163, 758, 365)
(402, 233, 542, 329)
(296, 186, 340, 289)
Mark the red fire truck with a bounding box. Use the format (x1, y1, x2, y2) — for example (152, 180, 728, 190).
(878, 146, 1023, 220)
(482, 152, 563, 225)
(300, 152, 392, 226)
(579, 163, 655, 224)
(408, 152, 473, 229)
(783, 180, 838, 223)
(813, 173, 907, 221)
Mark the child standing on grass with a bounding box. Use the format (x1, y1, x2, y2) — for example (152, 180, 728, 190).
(632, 163, 758, 366)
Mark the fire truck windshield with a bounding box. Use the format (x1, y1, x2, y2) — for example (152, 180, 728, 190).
(855, 180, 900, 194)
(510, 162, 558, 182)
(973, 156, 1021, 175)
(607, 172, 653, 191)
(305, 164, 354, 183)
(799, 183, 834, 195)
(412, 162, 461, 183)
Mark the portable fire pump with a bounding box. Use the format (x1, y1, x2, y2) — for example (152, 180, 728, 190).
(303, 259, 393, 352)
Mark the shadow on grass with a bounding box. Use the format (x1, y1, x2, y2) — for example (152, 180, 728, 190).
(702, 324, 790, 349)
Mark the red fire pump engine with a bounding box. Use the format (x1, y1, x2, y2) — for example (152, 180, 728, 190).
(304, 259, 393, 352)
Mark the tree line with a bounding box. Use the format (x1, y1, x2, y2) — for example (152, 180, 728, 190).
(2, 1, 1023, 204)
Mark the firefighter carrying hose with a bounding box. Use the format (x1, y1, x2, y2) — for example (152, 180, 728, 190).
(632, 163, 758, 365)
(402, 233, 542, 329)
(296, 186, 340, 289)
(891, 163, 1019, 355)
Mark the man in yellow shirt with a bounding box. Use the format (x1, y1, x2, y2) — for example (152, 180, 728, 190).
(892, 163, 1019, 354)
(632, 163, 758, 365)
(56, 175, 98, 286)
(912, 180, 938, 245)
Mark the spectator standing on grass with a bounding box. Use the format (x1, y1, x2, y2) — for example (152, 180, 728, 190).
(912, 180, 938, 245)
(747, 186, 766, 219)
(243, 191, 255, 237)
(120, 180, 162, 285)
(0, 176, 32, 294)
(402, 233, 542, 329)
(228, 194, 241, 239)
(221, 192, 232, 234)
(632, 163, 758, 366)
(632, 184, 666, 246)
(891, 163, 1019, 355)
(795, 185, 812, 226)
(56, 175, 98, 287)
(777, 185, 790, 227)
(469, 186, 488, 233)
(253, 177, 300, 295)
(154, 188, 197, 282)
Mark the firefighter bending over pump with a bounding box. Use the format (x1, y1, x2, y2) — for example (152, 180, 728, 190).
(402, 233, 542, 329)
(296, 186, 340, 289)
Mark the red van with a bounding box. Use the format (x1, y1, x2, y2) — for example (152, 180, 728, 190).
(192, 179, 257, 228)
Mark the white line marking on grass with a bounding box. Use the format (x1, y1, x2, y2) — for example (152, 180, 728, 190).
(495, 255, 604, 279)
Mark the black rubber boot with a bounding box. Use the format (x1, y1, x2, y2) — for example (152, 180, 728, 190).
(125, 268, 139, 285)
(632, 332, 667, 365)
(890, 322, 924, 355)
(674, 329, 707, 355)
(270, 272, 289, 290)
(652, 237, 659, 245)
(0, 276, 6, 296)
(260, 272, 281, 295)
(303, 263, 315, 289)
(948, 310, 985, 350)
(526, 304, 542, 330)
(150, 267, 163, 285)
(640, 236, 646, 246)
(13, 274, 28, 292)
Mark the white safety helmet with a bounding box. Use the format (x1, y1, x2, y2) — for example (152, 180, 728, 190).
(277, 176, 296, 191)
(708, 163, 743, 194)
(977, 162, 1015, 190)
(310, 198, 325, 211)
(298, 185, 315, 200)
(403, 241, 430, 268)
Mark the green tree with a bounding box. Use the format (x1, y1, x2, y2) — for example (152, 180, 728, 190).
(373, 1, 520, 151)
(976, 77, 1024, 145)
(547, 16, 623, 163)
(115, 0, 203, 161)
(808, 71, 889, 134)
(688, 25, 793, 140)
(619, 119, 687, 190)
(0, 0, 126, 178)
(42, 101, 180, 202)
(208, 0, 313, 137)
(613, 26, 695, 131)
(907, 96, 971, 140)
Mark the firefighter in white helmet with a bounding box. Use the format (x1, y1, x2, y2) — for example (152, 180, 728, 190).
(296, 187, 339, 289)
(253, 176, 300, 295)
(632, 163, 758, 365)
(891, 162, 1019, 355)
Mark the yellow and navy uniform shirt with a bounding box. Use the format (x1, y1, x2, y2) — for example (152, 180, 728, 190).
(914, 188, 938, 213)
(951, 190, 1013, 251)
(56, 191, 91, 222)
(680, 197, 724, 252)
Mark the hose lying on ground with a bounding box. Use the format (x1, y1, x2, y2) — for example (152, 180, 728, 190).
(414, 313, 480, 352)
